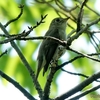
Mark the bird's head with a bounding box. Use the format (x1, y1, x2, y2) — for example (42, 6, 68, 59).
(49, 17, 69, 30)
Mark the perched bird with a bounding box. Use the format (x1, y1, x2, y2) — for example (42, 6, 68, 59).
(36, 17, 69, 79)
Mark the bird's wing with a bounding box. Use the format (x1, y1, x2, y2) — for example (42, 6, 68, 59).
(43, 39, 58, 75)
(36, 29, 60, 77)
(43, 29, 60, 75)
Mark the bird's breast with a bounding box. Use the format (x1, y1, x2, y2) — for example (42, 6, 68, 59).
(58, 30, 66, 41)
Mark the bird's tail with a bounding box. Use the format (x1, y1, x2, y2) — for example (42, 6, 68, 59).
(35, 60, 42, 80)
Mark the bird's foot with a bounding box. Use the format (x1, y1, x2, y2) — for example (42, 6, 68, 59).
(50, 60, 58, 67)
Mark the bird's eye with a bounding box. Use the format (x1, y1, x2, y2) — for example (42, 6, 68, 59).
(55, 18, 60, 22)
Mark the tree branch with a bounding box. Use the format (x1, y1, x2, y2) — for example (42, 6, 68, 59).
(0, 19, 44, 98)
(69, 85, 100, 100)
(0, 70, 36, 100)
(55, 71, 100, 100)
(68, 17, 100, 46)
(43, 67, 56, 100)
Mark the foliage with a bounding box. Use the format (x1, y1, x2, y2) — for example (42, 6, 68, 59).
(0, 0, 100, 100)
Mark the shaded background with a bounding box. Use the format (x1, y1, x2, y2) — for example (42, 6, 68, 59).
(0, 0, 100, 100)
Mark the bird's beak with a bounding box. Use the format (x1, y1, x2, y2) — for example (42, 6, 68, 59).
(63, 17, 70, 21)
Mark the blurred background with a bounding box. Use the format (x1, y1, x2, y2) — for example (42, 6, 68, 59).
(0, 0, 100, 100)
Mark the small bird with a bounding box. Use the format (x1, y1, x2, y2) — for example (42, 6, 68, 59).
(36, 17, 69, 79)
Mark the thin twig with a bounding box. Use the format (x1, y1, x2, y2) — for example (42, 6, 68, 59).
(34, 0, 53, 3)
(0, 50, 7, 57)
(68, 47, 100, 62)
(85, 4, 100, 16)
(61, 68, 88, 78)
(55, 0, 78, 12)
(76, 0, 86, 32)
(69, 17, 100, 45)
(4, 4, 24, 28)
(61, 68, 100, 82)
(56, 55, 84, 70)
(56, 51, 100, 70)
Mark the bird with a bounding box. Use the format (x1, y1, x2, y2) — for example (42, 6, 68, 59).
(36, 17, 69, 79)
